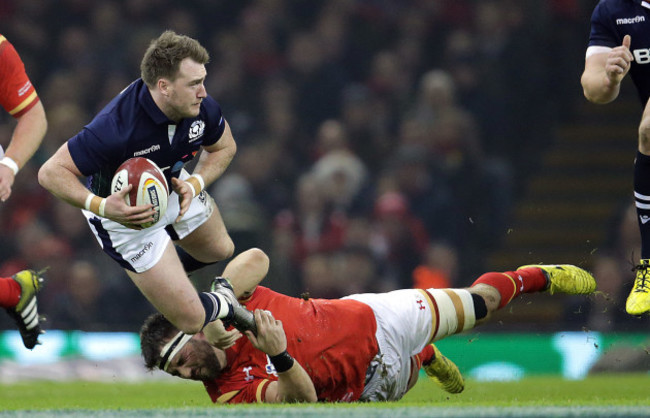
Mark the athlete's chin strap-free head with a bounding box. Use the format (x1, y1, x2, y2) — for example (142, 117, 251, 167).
(159, 331, 193, 372)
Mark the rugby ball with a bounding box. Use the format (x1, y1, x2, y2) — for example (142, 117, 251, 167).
(110, 157, 169, 228)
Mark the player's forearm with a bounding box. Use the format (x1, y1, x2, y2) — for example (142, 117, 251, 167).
(276, 360, 318, 403)
(581, 71, 621, 104)
(192, 122, 236, 186)
(4, 101, 47, 169)
(581, 56, 622, 104)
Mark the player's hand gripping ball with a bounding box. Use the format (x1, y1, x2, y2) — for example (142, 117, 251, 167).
(110, 157, 169, 228)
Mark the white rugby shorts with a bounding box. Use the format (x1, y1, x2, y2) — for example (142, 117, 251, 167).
(83, 170, 214, 273)
(344, 288, 476, 401)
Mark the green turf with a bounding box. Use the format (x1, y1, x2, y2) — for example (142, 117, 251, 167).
(0, 374, 648, 411)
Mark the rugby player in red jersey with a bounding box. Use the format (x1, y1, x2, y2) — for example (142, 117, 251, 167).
(141, 248, 596, 403)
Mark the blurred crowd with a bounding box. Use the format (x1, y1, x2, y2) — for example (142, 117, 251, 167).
(0, 0, 628, 332)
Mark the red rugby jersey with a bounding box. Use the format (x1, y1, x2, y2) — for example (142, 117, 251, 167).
(204, 286, 379, 403)
(0, 35, 39, 118)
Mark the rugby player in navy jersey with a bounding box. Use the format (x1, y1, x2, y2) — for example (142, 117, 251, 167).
(581, 0, 650, 315)
(38, 31, 243, 338)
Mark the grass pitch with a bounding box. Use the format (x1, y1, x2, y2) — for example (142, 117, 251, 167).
(0, 374, 648, 417)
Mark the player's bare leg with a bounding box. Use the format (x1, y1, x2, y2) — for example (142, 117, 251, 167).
(128, 242, 208, 334)
(175, 199, 234, 266)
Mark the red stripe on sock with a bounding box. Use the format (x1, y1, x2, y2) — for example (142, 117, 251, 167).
(471, 269, 546, 309)
(0, 277, 21, 308)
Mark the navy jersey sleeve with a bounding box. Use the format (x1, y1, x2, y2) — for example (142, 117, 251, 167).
(200, 95, 226, 147)
(67, 117, 124, 177)
(588, 1, 620, 48)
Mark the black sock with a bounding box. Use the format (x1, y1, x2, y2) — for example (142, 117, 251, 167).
(176, 246, 217, 273)
(471, 293, 488, 320)
(634, 151, 650, 259)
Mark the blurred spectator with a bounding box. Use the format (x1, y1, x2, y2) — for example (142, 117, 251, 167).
(211, 172, 269, 253)
(300, 246, 385, 299)
(284, 30, 349, 134)
(273, 174, 348, 266)
(339, 84, 391, 175)
(311, 119, 371, 214)
(386, 143, 458, 246)
(412, 241, 459, 290)
(409, 69, 513, 253)
(300, 252, 336, 298)
(44, 260, 151, 331)
(370, 191, 429, 288)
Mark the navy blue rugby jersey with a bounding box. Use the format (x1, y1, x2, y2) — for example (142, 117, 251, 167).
(588, 0, 650, 105)
(68, 78, 226, 197)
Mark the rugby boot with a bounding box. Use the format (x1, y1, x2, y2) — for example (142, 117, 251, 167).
(627, 260, 650, 315)
(210, 277, 257, 336)
(517, 264, 596, 295)
(424, 344, 464, 394)
(5, 270, 45, 349)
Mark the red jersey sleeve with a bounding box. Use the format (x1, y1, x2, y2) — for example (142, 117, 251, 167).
(0, 35, 40, 118)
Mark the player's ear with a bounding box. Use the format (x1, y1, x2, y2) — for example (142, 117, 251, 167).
(158, 78, 170, 96)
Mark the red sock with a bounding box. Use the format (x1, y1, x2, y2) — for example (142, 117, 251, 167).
(471, 268, 547, 309)
(0, 277, 21, 308)
(414, 344, 436, 367)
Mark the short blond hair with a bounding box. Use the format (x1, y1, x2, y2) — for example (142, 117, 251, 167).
(140, 30, 209, 87)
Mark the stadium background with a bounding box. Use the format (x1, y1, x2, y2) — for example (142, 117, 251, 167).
(0, 0, 648, 382)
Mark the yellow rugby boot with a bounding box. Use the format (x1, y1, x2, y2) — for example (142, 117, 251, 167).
(423, 344, 464, 394)
(517, 264, 596, 295)
(627, 260, 650, 316)
(5, 270, 45, 349)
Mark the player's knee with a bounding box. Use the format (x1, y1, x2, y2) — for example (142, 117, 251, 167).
(246, 248, 269, 268)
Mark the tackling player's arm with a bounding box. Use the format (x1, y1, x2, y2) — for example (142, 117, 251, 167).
(0, 36, 48, 202)
(3, 99, 47, 175)
(0, 100, 47, 202)
(38, 142, 156, 227)
(581, 35, 633, 104)
(172, 120, 237, 221)
(246, 309, 317, 403)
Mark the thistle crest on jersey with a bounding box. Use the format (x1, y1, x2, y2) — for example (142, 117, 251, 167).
(188, 120, 205, 142)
